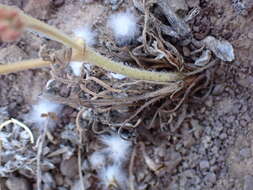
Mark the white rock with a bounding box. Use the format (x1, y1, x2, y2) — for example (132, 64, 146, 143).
(203, 36, 235, 62)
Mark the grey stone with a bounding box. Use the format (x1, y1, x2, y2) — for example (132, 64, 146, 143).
(240, 148, 252, 159)
(60, 157, 78, 178)
(204, 172, 216, 184)
(203, 36, 235, 62)
(186, 0, 200, 8)
(168, 0, 189, 15)
(212, 84, 225, 96)
(199, 160, 210, 170)
(6, 177, 31, 190)
(42, 173, 56, 189)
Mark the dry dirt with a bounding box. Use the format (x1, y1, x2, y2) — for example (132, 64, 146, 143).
(0, 0, 253, 190)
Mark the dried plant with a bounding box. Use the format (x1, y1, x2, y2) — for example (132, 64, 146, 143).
(0, 4, 184, 82)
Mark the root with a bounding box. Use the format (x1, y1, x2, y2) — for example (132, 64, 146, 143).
(76, 108, 85, 190)
(0, 118, 34, 144)
(36, 119, 49, 190)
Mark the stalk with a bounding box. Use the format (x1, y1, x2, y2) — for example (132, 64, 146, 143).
(74, 47, 184, 82)
(0, 59, 51, 74)
(0, 4, 184, 82)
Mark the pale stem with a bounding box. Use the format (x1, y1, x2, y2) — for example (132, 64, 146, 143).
(0, 59, 51, 74)
(0, 4, 184, 82)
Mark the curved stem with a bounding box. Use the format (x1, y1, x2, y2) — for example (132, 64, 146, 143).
(0, 59, 51, 74)
(0, 51, 184, 81)
(23, 14, 84, 52)
(74, 47, 184, 82)
(0, 4, 184, 82)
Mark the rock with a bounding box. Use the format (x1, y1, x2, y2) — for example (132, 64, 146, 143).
(195, 50, 212, 66)
(6, 177, 31, 190)
(205, 97, 213, 107)
(204, 172, 216, 185)
(244, 175, 253, 190)
(220, 133, 227, 140)
(183, 134, 195, 148)
(60, 157, 78, 178)
(238, 75, 253, 89)
(55, 174, 64, 186)
(61, 130, 80, 145)
(167, 0, 189, 15)
(203, 36, 235, 62)
(186, 0, 200, 8)
(247, 31, 253, 40)
(0, 178, 8, 190)
(42, 173, 56, 189)
(199, 160, 210, 170)
(240, 148, 251, 159)
(24, 0, 52, 20)
(183, 47, 191, 57)
(212, 84, 225, 96)
(41, 160, 55, 171)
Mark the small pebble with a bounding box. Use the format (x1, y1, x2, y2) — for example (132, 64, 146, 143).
(199, 160, 210, 170)
(6, 177, 31, 190)
(60, 157, 78, 178)
(204, 172, 216, 184)
(240, 148, 251, 159)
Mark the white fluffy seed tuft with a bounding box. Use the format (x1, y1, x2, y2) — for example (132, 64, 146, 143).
(89, 151, 106, 169)
(108, 11, 139, 45)
(100, 134, 131, 163)
(69, 61, 84, 76)
(26, 99, 62, 125)
(100, 164, 127, 189)
(74, 26, 97, 46)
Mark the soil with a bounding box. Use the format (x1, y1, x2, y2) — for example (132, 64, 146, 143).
(0, 0, 253, 190)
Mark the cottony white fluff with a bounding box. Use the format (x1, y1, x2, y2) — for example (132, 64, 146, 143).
(108, 11, 139, 45)
(74, 26, 97, 46)
(27, 99, 62, 125)
(100, 134, 131, 163)
(69, 61, 83, 76)
(100, 164, 127, 189)
(89, 151, 106, 169)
